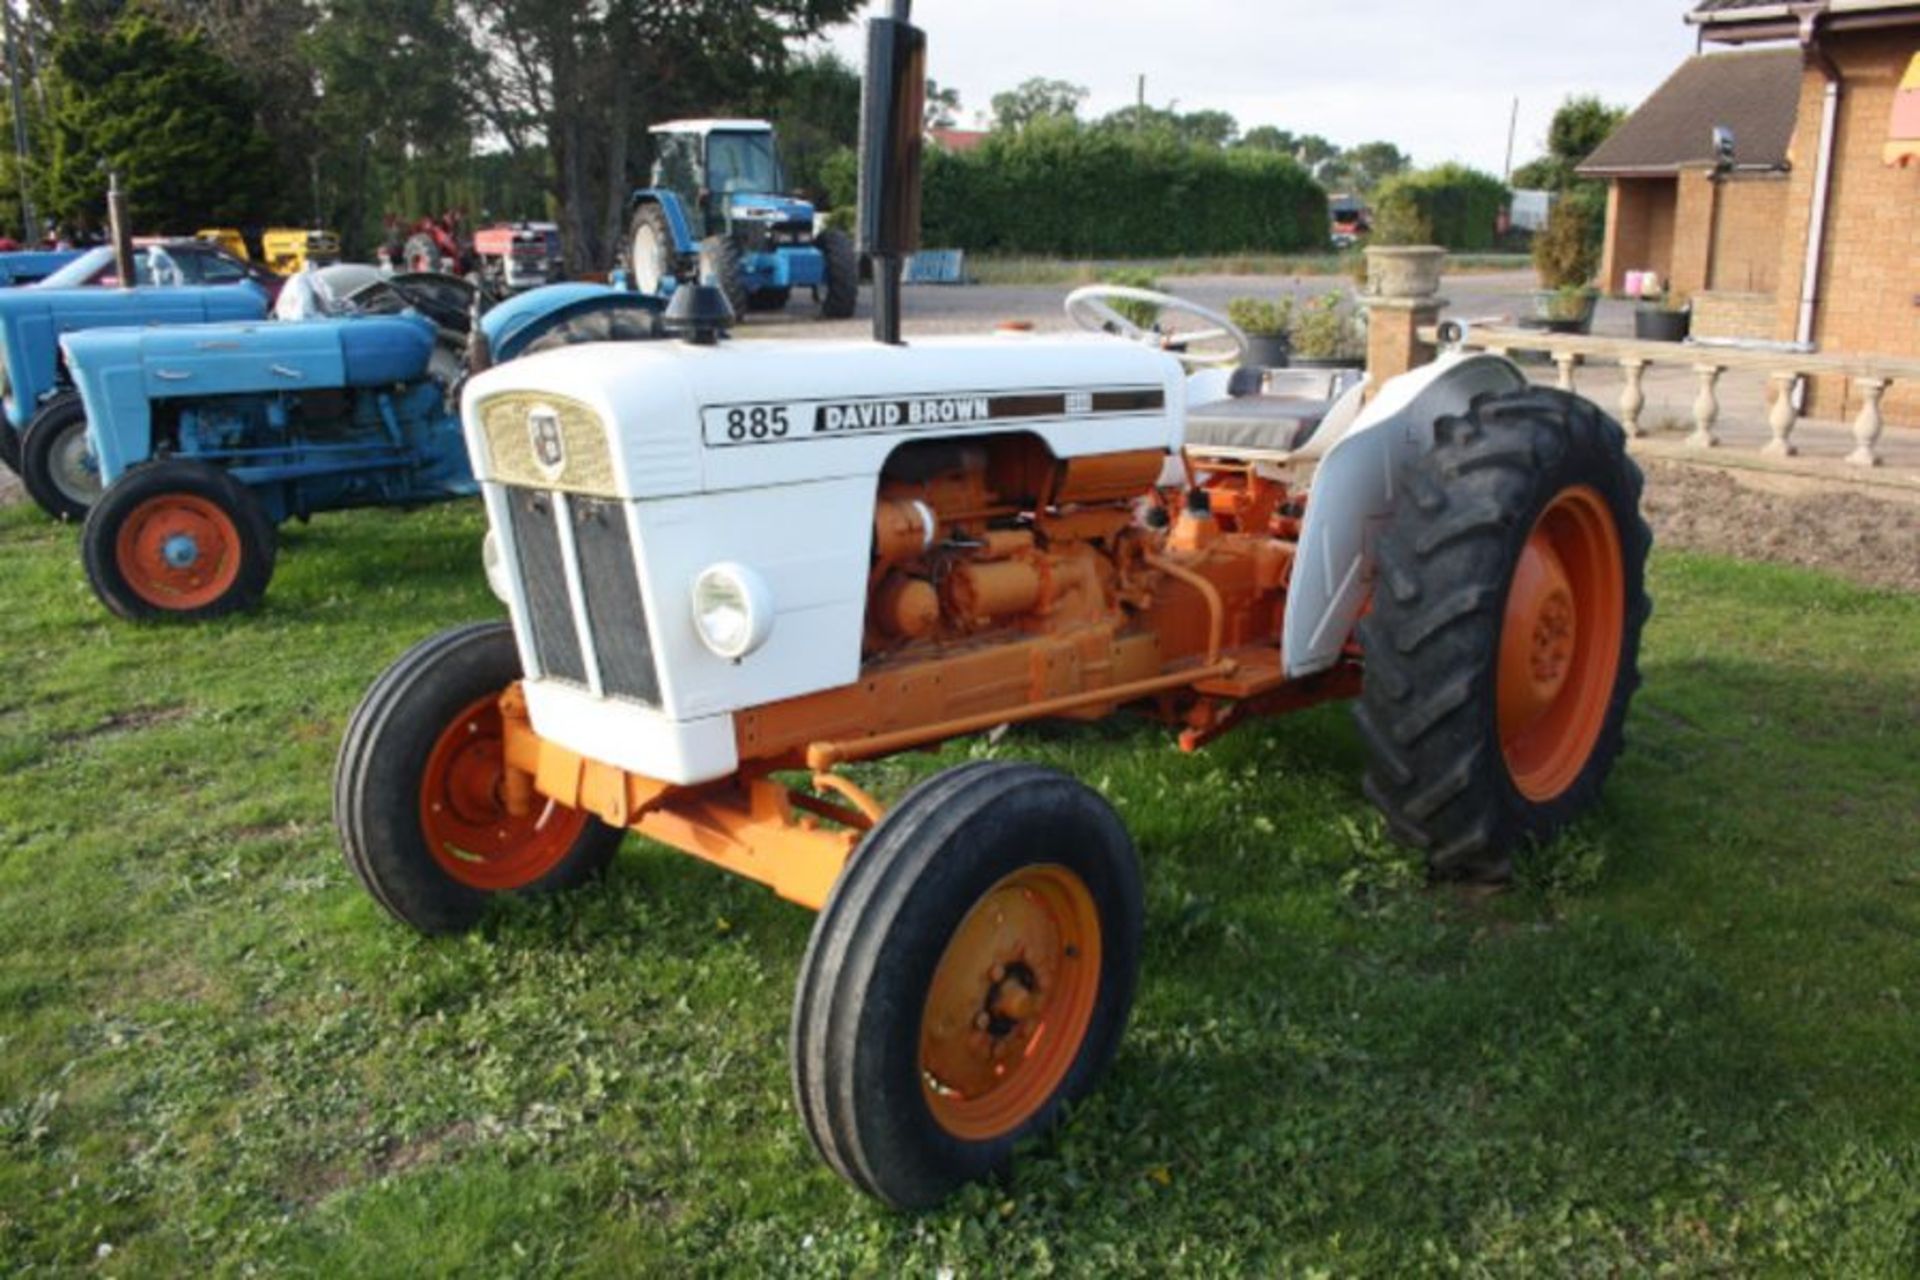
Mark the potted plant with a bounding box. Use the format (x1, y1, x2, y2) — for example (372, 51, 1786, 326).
(1528, 196, 1600, 335)
(1363, 189, 1446, 298)
(1227, 296, 1295, 368)
(1291, 291, 1365, 369)
(1634, 289, 1692, 343)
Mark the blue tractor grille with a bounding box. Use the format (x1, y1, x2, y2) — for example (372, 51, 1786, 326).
(502, 488, 662, 707)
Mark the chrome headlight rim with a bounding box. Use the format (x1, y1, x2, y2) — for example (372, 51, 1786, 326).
(690, 561, 774, 661)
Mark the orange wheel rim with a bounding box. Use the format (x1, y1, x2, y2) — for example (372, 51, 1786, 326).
(419, 694, 591, 891)
(113, 495, 243, 611)
(1497, 485, 1626, 802)
(920, 864, 1102, 1141)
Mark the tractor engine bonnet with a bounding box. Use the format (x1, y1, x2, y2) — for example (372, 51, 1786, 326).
(461, 334, 1187, 785)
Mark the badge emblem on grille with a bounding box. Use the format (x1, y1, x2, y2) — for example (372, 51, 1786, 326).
(527, 406, 566, 479)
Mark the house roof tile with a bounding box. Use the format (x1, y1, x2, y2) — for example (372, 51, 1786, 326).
(1578, 49, 1803, 176)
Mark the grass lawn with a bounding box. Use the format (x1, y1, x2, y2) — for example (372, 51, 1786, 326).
(1, 495, 1917, 1275)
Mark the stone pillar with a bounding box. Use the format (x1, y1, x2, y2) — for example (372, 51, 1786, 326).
(1363, 245, 1447, 394)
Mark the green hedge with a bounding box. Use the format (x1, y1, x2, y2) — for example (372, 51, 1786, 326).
(1373, 164, 1510, 252)
(823, 122, 1329, 256)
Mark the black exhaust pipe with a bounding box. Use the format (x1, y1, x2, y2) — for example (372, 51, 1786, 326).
(857, 0, 926, 346)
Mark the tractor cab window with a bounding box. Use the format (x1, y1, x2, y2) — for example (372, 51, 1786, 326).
(705, 131, 785, 196)
(653, 134, 702, 202)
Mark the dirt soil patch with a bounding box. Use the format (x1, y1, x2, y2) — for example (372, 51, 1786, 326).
(1639, 461, 1920, 594)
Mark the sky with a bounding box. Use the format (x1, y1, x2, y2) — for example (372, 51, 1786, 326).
(819, 0, 1706, 177)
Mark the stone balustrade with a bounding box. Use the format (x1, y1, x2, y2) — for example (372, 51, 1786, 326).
(1424, 324, 1917, 468)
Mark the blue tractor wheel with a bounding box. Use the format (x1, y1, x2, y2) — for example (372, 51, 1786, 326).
(19, 393, 100, 522)
(81, 460, 277, 622)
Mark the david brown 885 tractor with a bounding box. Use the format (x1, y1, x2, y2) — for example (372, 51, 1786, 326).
(335, 9, 1650, 1208)
(624, 119, 859, 321)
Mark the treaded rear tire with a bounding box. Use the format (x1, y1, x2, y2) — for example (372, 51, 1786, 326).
(334, 623, 622, 935)
(1355, 387, 1652, 882)
(791, 761, 1143, 1208)
(817, 228, 858, 319)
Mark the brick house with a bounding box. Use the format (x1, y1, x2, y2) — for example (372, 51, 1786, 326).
(1583, 0, 1920, 422)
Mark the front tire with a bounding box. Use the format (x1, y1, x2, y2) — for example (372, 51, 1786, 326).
(698, 234, 750, 322)
(20, 393, 100, 522)
(817, 228, 858, 319)
(791, 762, 1143, 1208)
(334, 623, 623, 935)
(81, 460, 278, 622)
(1355, 388, 1652, 882)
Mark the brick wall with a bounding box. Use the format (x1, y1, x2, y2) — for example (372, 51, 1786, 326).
(1770, 30, 1920, 422)
(1669, 169, 1720, 297)
(1708, 174, 1789, 294)
(1693, 291, 1780, 340)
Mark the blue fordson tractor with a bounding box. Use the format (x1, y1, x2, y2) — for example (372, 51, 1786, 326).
(63, 282, 665, 622)
(0, 270, 269, 506)
(624, 119, 859, 321)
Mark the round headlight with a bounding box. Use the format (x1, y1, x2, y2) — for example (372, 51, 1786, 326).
(691, 562, 774, 660)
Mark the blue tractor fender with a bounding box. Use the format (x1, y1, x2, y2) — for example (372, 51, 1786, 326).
(481, 283, 664, 363)
(63, 313, 435, 486)
(0, 284, 269, 431)
(626, 190, 700, 255)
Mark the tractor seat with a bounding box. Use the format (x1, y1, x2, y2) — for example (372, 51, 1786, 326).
(1185, 393, 1335, 455)
(338, 315, 437, 387)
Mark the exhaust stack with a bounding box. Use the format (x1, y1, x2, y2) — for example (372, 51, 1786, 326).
(857, 0, 927, 346)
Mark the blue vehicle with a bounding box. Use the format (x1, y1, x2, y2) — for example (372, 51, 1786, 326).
(64, 281, 665, 621)
(0, 255, 270, 510)
(0, 249, 86, 288)
(624, 119, 858, 322)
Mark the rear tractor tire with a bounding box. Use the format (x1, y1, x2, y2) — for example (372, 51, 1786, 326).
(20, 393, 100, 522)
(334, 623, 623, 935)
(792, 762, 1143, 1208)
(817, 228, 858, 320)
(1355, 387, 1652, 883)
(80, 460, 278, 622)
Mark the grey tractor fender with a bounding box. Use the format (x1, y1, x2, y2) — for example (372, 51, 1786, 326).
(1281, 352, 1529, 678)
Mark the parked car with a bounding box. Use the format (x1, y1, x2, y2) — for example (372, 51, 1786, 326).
(37, 241, 284, 303)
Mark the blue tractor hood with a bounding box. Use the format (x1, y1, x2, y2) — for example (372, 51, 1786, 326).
(481, 284, 663, 362)
(0, 283, 269, 429)
(727, 193, 816, 224)
(64, 313, 436, 486)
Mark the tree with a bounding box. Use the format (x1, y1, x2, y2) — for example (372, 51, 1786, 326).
(1512, 94, 1625, 191)
(34, 12, 283, 232)
(1239, 125, 1296, 154)
(990, 77, 1087, 132)
(925, 78, 961, 130)
(1095, 104, 1238, 149)
(759, 51, 862, 201)
(1341, 141, 1411, 194)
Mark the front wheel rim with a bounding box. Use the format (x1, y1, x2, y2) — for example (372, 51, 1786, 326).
(113, 494, 243, 610)
(632, 225, 662, 292)
(418, 694, 592, 891)
(50, 423, 100, 506)
(1497, 485, 1626, 802)
(919, 864, 1102, 1141)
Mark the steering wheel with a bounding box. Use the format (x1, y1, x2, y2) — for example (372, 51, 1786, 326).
(1066, 285, 1250, 369)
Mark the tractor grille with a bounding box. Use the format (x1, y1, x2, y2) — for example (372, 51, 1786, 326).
(502, 487, 660, 706)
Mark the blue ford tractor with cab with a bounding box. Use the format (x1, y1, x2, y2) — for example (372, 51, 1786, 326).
(63, 281, 665, 622)
(624, 119, 858, 322)
(0, 256, 269, 508)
